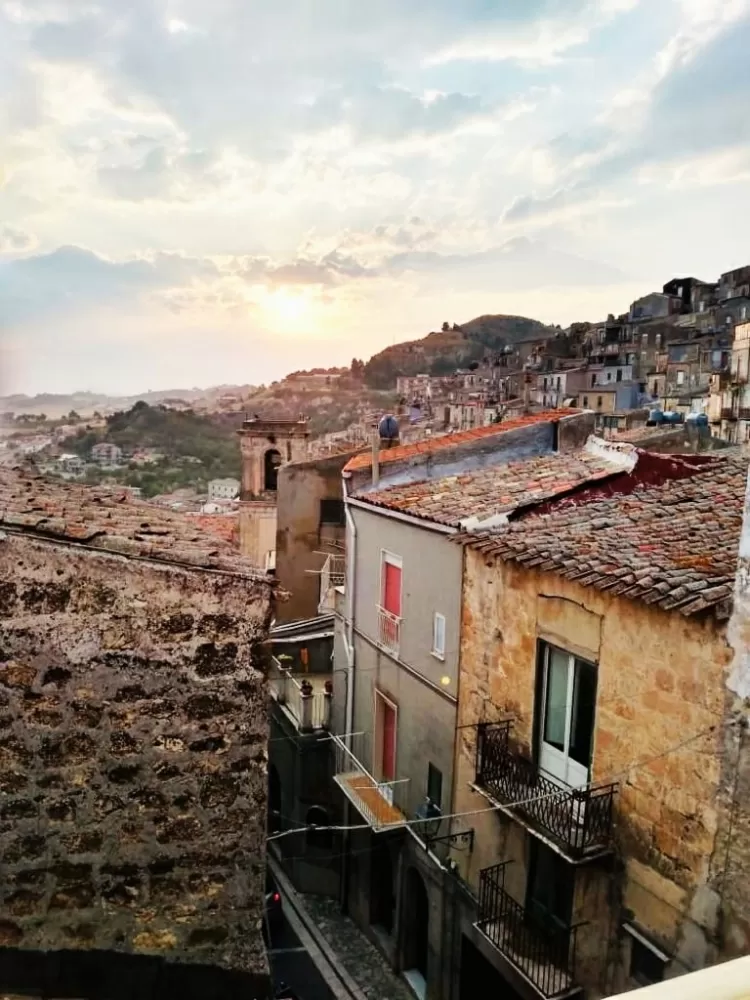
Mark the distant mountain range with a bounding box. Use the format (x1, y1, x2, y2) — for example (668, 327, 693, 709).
(2, 311, 559, 412)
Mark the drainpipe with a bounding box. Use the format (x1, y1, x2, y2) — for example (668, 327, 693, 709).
(340, 473, 357, 914)
(371, 426, 380, 488)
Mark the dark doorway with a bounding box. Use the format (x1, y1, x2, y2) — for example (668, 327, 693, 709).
(459, 936, 522, 1000)
(402, 868, 429, 999)
(268, 763, 282, 834)
(526, 839, 574, 931)
(369, 838, 396, 935)
(264, 449, 282, 491)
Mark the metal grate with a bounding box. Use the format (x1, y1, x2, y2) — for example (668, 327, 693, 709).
(477, 862, 580, 999)
(475, 722, 616, 858)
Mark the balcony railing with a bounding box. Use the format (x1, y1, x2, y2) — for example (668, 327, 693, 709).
(318, 552, 346, 613)
(332, 733, 408, 831)
(721, 408, 737, 421)
(475, 722, 616, 860)
(477, 862, 580, 999)
(269, 657, 332, 733)
(376, 606, 402, 656)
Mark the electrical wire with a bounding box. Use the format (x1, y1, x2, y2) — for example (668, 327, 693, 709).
(266, 719, 726, 843)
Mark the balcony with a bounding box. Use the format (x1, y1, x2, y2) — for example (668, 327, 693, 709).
(318, 552, 346, 613)
(739, 408, 750, 420)
(721, 408, 737, 421)
(268, 656, 332, 733)
(475, 722, 616, 861)
(376, 606, 402, 656)
(477, 862, 580, 999)
(332, 733, 408, 831)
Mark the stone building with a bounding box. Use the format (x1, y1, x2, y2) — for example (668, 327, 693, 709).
(0, 468, 275, 1000)
(274, 449, 357, 623)
(238, 415, 309, 570)
(450, 452, 749, 1000)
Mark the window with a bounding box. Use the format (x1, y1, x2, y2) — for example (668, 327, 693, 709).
(374, 691, 398, 785)
(597, 396, 603, 407)
(626, 927, 668, 986)
(676, 370, 685, 386)
(427, 763, 443, 809)
(616, 369, 623, 382)
(655, 333, 662, 348)
(537, 641, 597, 787)
(582, 396, 589, 407)
(591, 374, 596, 387)
(320, 498, 345, 526)
(432, 613, 446, 660)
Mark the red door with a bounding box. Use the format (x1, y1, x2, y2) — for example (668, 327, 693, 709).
(382, 561, 402, 616)
(381, 700, 396, 781)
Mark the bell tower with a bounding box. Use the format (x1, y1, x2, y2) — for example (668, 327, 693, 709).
(237, 415, 310, 569)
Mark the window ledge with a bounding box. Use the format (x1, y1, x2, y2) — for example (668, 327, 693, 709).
(430, 650, 446, 662)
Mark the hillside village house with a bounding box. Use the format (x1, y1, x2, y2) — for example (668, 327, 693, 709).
(323, 406, 750, 1000)
(90, 441, 123, 466)
(450, 454, 749, 1000)
(207, 476, 240, 500)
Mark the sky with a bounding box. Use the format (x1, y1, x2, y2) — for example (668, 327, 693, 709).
(1, 0, 750, 395)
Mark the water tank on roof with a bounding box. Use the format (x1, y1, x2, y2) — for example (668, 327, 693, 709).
(648, 408, 664, 425)
(379, 414, 400, 440)
(663, 410, 683, 424)
(686, 412, 708, 426)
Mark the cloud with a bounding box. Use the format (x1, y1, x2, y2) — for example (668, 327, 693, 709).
(383, 236, 627, 290)
(0, 225, 36, 254)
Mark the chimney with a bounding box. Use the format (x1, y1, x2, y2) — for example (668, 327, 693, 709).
(371, 425, 380, 488)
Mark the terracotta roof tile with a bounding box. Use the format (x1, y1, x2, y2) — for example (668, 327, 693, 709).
(458, 453, 746, 619)
(354, 450, 630, 528)
(343, 409, 582, 473)
(0, 467, 259, 577)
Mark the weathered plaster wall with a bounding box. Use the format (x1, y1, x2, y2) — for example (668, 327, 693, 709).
(0, 531, 273, 988)
(239, 501, 277, 568)
(275, 452, 354, 622)
(452, 549, 734, 995)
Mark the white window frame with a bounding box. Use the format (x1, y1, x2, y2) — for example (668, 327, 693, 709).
(432, 612, 446, 661)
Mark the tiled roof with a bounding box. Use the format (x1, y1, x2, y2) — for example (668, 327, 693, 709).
(342, 409, 581, 473)
(356, 450, 632, 528)
(0, 466, 261, 576)
(459, 454, 746, 619)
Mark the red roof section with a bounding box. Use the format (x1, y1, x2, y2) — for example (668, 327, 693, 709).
(343, 409, 581, 473)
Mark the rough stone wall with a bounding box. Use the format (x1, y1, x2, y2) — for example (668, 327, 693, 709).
(0, 531, 274, 990)
(452, 549, 735, 996)
(275, 453, 353, 622)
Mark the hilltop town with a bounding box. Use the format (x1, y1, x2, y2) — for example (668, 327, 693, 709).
(3, 263, 750, 1000)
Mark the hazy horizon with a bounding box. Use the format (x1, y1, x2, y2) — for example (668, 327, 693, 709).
(2, 0, 750, 395)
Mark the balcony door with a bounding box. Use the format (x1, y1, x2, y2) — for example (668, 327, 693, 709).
(381, 553, 402, 617)
(538, 643, 596, 788)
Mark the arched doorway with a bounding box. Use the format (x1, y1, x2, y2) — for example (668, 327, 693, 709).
(403, 867, 429, 999)
(268, 763, 281, 834)
(264, 448, 282, 491)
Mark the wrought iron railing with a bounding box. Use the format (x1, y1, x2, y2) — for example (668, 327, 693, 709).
(475, 722, 616, 858)
(477, 862, 580, 999)
(376, 606, 401, 655)
(331, 733, 408, 830)
(268, 657, 331, 732)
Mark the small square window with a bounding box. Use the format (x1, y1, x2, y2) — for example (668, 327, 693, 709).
(320, 498, 345, 526)
(432, 613, 446, 660)
(427, 763, 443, 809)
(627, 929, 667, 987)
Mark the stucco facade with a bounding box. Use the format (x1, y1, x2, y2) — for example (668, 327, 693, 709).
(275, 451, 356, 622)
(451, 549, 739, 998)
